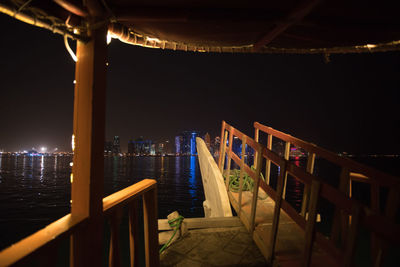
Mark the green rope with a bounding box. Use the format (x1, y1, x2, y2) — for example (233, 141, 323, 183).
(159, 215, 184, 254)
(224, 166, 265, 193)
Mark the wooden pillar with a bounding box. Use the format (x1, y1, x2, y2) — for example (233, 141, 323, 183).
(265, 134, 272, 185)
(70, 23, 107, 267)
(300, 152, 315, 217)
(218, 121, 226, 169)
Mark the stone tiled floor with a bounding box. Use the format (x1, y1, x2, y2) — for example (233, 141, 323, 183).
(160, 227, 268, 267)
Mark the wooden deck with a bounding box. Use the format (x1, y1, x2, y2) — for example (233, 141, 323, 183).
(160, 226, 267, 267)
(229, 190, 338, 267)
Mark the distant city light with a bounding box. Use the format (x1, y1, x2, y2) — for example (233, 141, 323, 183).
(41, 147, 47, 152)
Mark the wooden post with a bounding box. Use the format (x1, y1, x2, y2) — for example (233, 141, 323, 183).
(220, 131, 228, 174)
(129, 199, 140, 267)
(218, 121, 226, 169)
(303, 180, 321, 267)
(254, 128, 259, 168)
(265, 134, 272, 185)
(267, 160, 287, 264)
(301, 152, 315, 217)
(143, 187, 160, 267)
(70, 22, 107, 267)
(249, 146, 263, 233)
(238, 136, 247, 217)
(282, 142, 290, 199)
(225, 127, 234, 183)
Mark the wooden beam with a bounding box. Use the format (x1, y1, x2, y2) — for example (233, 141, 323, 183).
(115, 7, 284, 23)
(70, 22, 107, 267)
(253, 0, 320, 51)
(0, 215, 85, 266)
(53, 0, 88, 17)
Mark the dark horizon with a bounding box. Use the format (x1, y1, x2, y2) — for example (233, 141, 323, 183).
(1, 13, 399, 154)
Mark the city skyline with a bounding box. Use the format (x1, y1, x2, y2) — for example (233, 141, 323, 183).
(1, 14, 399, 155)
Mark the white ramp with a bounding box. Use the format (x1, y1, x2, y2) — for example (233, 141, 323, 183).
(196, 137, 232, 217)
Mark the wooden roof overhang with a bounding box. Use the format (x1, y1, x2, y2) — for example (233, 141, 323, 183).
(2, 0, 400, 54)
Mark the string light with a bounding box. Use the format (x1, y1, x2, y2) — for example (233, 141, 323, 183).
(64, 35, 77, 62)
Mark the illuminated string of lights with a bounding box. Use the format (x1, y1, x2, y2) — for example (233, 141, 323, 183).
(2, 1, 400, 55)
(64, 35, 77, 62)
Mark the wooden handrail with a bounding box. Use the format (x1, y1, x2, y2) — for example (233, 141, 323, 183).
(0, 179, 159, 267)
(0, 214, 86, 266)
(254, 121, 400, 188)
(103, 179, 157, 213)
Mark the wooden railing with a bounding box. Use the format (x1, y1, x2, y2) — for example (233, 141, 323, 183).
(254, 121, 400, 266)
(0, 179, 159, 267)
(218, 120, 400, 267)
(218, 120, 264, 232)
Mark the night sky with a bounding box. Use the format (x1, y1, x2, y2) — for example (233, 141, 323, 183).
(1, 13, 399, 154)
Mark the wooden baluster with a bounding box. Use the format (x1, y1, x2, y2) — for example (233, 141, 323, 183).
(221, 131, 228, 188)
(265, 134, 272, 185)
(301, 152, 316, 217)
(343, 203, 362, 267)
(254, 128, 259, 169)
(238, 136, 247, 217)
(143, 187, 160, 267)
(331, 168, 350, 247)
(303, 180, 321, 267)
(249, 146, 263, 233)
(282, 141, 290, 199)
(267, 160, 287, 264)
(109, 209, 123, 267)
(218, 121, 226, 170)
(129, 199, 140, 267)
(225, 129, 234, 190)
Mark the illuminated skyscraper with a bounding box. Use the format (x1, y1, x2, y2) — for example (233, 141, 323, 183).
(128, 137, 153, 155)
(175, 136, 182, 155)
(190, 132, 197, 155)
(104, 141, 113, 154)
(112, 136, 121, 154)
(176, 131, 200, 155)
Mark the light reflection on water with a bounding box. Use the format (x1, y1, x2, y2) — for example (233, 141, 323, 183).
(0, 154, 204, 250)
